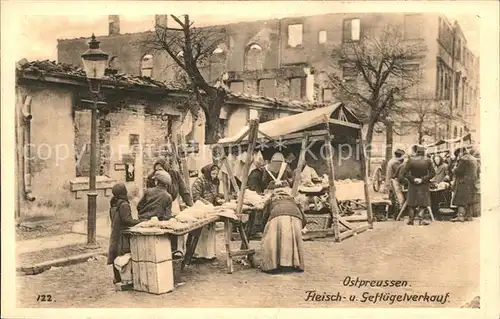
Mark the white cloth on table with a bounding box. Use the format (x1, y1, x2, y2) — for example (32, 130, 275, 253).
(114, 253, 132, 282)
(194, 223, 217, 259)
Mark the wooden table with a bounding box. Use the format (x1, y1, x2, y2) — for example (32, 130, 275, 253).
(395, 188, 451, 221)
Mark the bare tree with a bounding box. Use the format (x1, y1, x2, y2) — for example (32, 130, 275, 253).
(392, 99, 454, 145)
(141, 15, 229, 144)
(326, 24, 427, 165)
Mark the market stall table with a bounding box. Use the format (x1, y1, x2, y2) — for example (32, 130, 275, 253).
(395, 187, 452, 221)
(124, 215, 220, 294)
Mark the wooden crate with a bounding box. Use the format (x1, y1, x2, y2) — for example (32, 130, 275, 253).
(304, 213, 331, 231)
(129, 235, 174, 294)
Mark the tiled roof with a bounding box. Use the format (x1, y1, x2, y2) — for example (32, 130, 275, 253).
(16, 59, 184, 90)
(16, 59, 325, 110)
(226, 91, 330, 111)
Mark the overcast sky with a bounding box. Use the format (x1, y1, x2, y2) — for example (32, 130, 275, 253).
(13, 2, 480, 61)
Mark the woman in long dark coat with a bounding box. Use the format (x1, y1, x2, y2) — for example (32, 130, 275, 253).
(451, 147, 479, 222)
(400, 145, 436, 225)
(107, 183, 140, 284)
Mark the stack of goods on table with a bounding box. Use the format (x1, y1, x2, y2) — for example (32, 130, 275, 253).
(220, 190, 270, 212)
(129, 201, 220, 234)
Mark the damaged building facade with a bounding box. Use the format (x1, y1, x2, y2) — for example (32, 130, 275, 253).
(57, 13, 480, 150)
(15, 60, 319, 219)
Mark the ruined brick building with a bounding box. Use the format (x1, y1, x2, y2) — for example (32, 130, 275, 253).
(57, 13, 479, 150)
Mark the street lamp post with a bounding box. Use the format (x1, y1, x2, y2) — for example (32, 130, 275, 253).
(81, 34, 109, 245)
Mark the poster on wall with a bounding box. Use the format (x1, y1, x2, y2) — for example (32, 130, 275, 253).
(125, 163, 135, 182)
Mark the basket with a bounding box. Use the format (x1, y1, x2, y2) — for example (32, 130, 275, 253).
(304, 213, 331, 231)
(172, 250, 184, 284)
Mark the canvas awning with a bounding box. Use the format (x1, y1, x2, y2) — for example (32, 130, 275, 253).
(425, 133, 472, 148)
(425, 133, 473, 154)
(217, 102, 361, 146)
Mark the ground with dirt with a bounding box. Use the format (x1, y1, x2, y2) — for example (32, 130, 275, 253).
(16, 220, 479, 308)
(17, 238, 108, 266)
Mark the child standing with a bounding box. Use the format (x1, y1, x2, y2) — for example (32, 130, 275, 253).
(107, 183, 140, 284)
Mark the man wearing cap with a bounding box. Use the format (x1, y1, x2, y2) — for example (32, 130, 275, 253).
(137, 170, 173, 221)
(386, 149, 406, 217)
(450, 147, 479, 222)
(400, 145, 435, 225)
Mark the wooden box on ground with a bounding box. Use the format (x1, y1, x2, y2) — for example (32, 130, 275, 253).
(129, 235, 174, 294)
(304, 213, 331, 231)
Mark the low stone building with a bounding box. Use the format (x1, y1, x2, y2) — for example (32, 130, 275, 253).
(15, 59, 324, 219)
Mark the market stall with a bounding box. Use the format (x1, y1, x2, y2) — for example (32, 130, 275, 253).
(123, 200, 246, 293)
(216, 102, 374, 248)
(425, 133, 474, 156)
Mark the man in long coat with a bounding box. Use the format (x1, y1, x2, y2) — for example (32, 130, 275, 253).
(400, 145, 436, 225)
(451, 147, 479, 222)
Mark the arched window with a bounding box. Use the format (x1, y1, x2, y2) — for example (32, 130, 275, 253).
(244, 43, 264, 71)
(210, 44, 227, 81)
(453, 126, 458, 139)
(140, 54, 153, 77)
(459, 127, 463, 138)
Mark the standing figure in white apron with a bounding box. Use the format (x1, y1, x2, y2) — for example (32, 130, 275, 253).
(191, 164, 223, 259)
(262, 152, 294, 191)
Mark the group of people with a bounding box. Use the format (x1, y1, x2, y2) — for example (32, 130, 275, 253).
(107, 151, 314, 284)
(107, 157, 224, 284)
(385, 144, 480, 225)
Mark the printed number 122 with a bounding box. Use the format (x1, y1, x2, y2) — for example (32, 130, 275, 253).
(37, 294, 53, 302)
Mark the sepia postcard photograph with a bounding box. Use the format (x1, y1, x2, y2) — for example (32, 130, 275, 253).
(1, 1, 499, 318)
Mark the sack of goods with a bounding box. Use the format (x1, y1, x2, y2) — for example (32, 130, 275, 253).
(175, 200, 216, 222)
(243, 190, 267, 209)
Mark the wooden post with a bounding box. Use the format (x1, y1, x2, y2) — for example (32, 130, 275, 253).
(220, 155, 240, 194)
(291, 133, 310, 197)
(176, 134, 192, 193)
(358, 128, 374, 228)
(222, 174, 230, 202)
(235, 119, 259, 216)
(323, 131, 341, 242)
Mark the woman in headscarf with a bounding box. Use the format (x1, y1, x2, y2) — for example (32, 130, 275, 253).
(259, 186, 307, 273)
(137, 171, 173, 221)
(247, 153, 266, 194)
(191, 164, 223, 259)
(262, 152, 294, 190)
(191, 164, 223, 205)
(400, 145, 436, 225)
(146, 157, 194, 215)
(107, 183, 140, 284)
(430, 154, 450, 184)
(451, 147, 479, 222)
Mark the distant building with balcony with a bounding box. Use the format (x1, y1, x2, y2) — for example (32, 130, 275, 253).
(57, 13, 479, 146)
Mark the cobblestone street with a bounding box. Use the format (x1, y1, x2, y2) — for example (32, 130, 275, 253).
(16, 220, 480, 308)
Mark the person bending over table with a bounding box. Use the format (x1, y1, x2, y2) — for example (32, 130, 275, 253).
(191, 164, 224, 260)
(146, 157, 194, 215)
(400, 145, 436, 226)
(137, 171, 173, 221)
(259, 185, 307, 274)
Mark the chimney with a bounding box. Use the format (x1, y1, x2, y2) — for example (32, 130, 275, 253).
(155, 15, 168, 29)
(109, 15, 120, 36)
